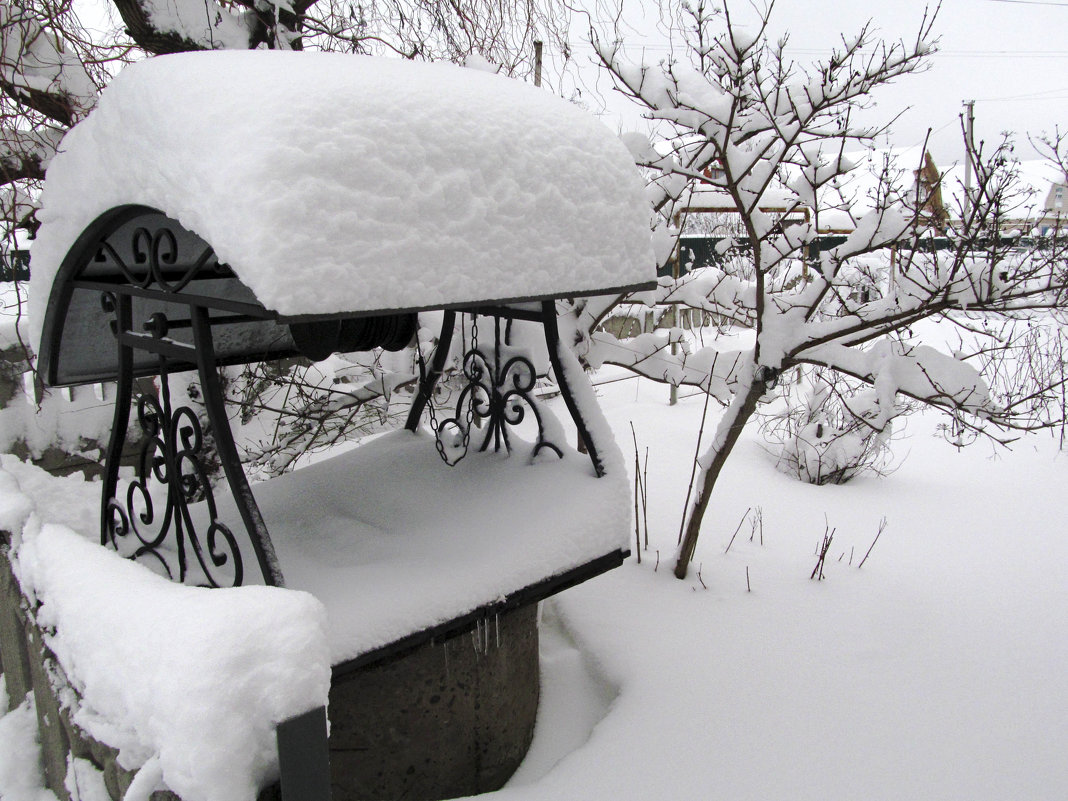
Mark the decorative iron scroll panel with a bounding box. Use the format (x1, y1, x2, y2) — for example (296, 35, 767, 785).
(103, 322, 245, 587)
(89, 217, 224, 292)
(86, 217, 283, 588)
(422, 314, 565, 467)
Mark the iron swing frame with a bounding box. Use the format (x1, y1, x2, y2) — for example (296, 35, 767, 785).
(39, 206, 634, 592)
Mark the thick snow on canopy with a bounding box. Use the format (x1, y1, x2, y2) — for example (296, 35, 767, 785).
(28, 51, 654, 352)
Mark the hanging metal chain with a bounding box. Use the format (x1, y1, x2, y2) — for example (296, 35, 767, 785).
(461, 314, 478, 451)
(419, 344, 449, 464)
(422, 313, 479, 466)
(422, 310, 562, 466)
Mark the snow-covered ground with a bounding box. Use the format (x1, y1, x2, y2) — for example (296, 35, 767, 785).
(500, 374, 1068, 801)
(2, 369, 1066, 800)
(499, 375, 1068, 801)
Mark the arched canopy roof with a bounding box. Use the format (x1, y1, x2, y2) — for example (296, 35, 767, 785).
(31, 51, 655, 381)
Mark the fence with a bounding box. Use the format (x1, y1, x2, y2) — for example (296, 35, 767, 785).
(0, 251, 30, 282)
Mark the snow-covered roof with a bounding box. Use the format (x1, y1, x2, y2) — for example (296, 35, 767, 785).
(28, 51, 654, 353)
(818, 148, 1065, 232)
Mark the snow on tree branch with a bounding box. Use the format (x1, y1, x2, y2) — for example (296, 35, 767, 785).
(799, 339, 993, 430)
(591, 2, 936, 251)
(0, 4, 98, 125)
(0, 124, 63, 186)
(585, 2, 1068, 578)
(112, 0, 307, 52)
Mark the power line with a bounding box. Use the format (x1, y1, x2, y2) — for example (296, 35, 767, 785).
(566, 41, 1068, 59)
(983, 96, 1068, 102)
(976, 87, 1068, 101)
(985, 0, 1068, 6)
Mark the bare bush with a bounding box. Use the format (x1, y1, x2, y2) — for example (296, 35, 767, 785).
(759, 366, 907, 485)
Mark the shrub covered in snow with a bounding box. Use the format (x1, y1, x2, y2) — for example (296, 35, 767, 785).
(760, 368, 904, 485)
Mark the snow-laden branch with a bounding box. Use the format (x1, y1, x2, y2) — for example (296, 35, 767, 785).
(593, 4, 934, 252)
(0, 183, 37, 231)
(799, 339, 994, 431)
(113, 0, 242, 51)
(0, 5, 97, 125)
(0, 124, 63, 186)
(586, 329, 745, 403)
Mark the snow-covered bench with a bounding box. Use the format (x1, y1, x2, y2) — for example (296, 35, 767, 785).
(20, 51, 654, 801)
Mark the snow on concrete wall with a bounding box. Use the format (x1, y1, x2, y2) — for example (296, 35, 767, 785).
(0, 457, 330, 801)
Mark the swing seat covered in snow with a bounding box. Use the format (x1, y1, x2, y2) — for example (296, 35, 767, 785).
(28, 51, 654, 800)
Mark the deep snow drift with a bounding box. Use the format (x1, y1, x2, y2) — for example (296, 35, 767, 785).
(1, 371, 1065, 801)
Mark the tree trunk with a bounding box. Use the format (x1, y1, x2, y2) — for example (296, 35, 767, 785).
(110, 0, 209, 54)
(674, 373, 766, 579)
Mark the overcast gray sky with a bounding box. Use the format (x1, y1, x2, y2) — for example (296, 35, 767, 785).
(562, 0, 1067, 167)
(78, 0, 1065, 167)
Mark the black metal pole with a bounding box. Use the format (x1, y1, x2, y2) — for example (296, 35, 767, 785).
(540, 301, 605, 477)
(405, 310, 456, 431)
(189, 306, 285, 587)
(100, 293, 133, 546)
(276, 706, 332, 801)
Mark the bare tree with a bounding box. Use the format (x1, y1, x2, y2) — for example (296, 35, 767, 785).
(579, 1, 1068, 578)
(1031, 126, 1068, 186)
(1, 1, 116, 238)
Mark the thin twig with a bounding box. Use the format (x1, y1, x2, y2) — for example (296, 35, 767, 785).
(630, 422, 642, 563)
(810, 521, 835, 580)
(858, 516, 887, 568)
(679, 360, 718, 545)
(642, 447, 650, 549)
(632, 458, 641, 562)
(724, 507, 751, 554)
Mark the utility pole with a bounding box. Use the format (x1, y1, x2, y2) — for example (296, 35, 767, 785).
(534, 41, 543, 87)
(963, 99, 976, 217)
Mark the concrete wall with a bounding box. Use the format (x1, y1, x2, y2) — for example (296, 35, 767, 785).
(2, 532, 541, 801)
(0, 535, 186, 801)
(329, 607, 539, 801)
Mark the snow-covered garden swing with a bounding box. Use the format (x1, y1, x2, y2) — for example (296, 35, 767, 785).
(19, 51, 654, 801)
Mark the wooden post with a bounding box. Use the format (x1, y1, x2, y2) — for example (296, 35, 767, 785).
(670, 256, 679, 406)
(963, 100, 976, 217)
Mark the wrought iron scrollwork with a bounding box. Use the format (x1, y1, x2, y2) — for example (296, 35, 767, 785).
(102, 310, 244, 587)
(433, 315, 563, 465)
(91, 220, 221, 292)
